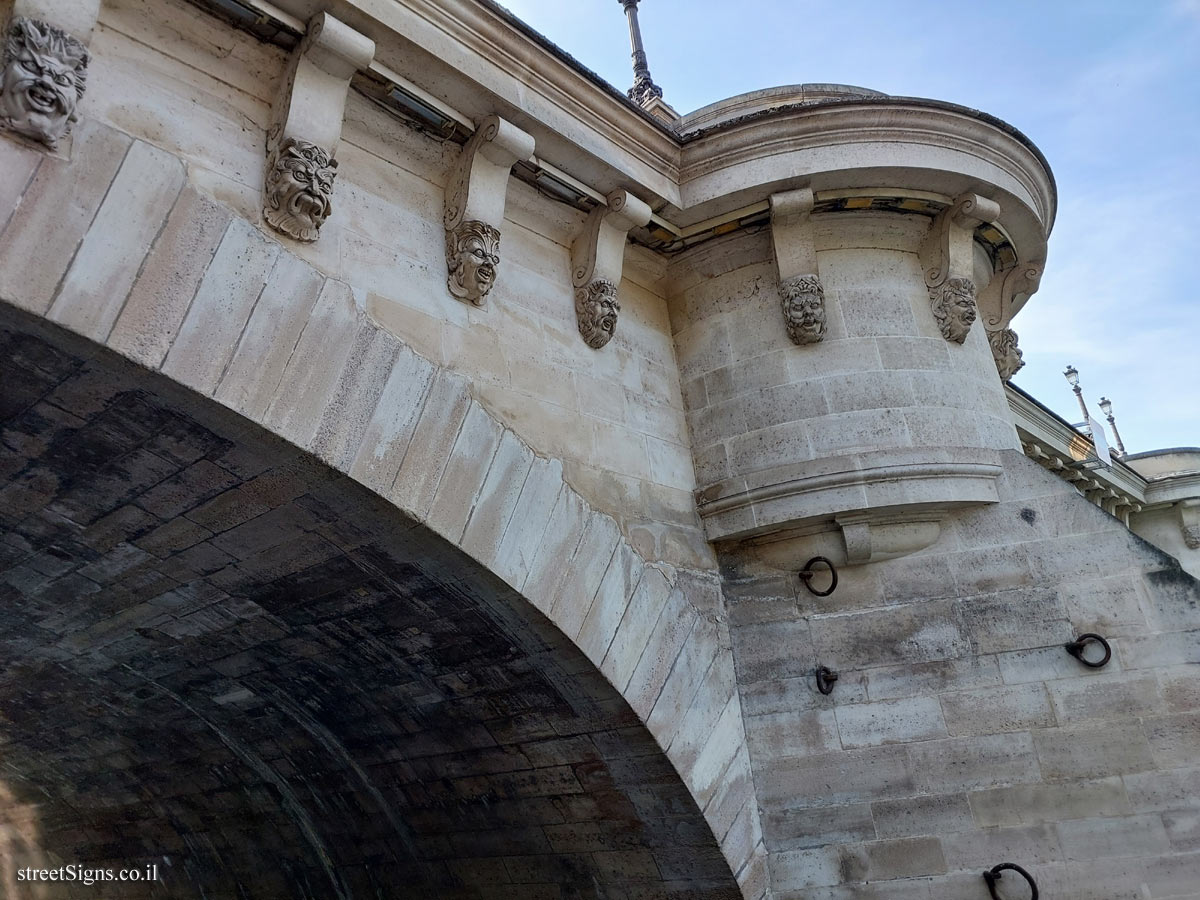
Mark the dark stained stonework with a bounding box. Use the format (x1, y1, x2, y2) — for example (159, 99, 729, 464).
(0, 307, 740, 899)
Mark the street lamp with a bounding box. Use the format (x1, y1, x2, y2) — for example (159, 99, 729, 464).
(1098, 397, 1127, 457)
(1063, 364, 1091, 430)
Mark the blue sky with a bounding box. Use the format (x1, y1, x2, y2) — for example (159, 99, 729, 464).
(496, 0, 1200, 453)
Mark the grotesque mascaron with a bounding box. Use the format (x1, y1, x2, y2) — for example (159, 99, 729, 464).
(446, 220, 501, 304)
(575, 279, 620, 349)
(0, 17, 89, 150)
(988, 328, 1025, 381)
(781, 274, 827, 345)
(931, 276, 977, 343)
(263, 138, 337, 242)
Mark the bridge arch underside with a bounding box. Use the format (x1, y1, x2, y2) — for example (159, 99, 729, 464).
(0, 307, 740, 900)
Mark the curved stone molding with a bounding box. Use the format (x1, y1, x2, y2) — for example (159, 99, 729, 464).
(575, 278, 620, 348)
(931, 275, 978, 344)
(989, 327, 1025, 381)
(264, 12, 373, 243)
(697, 449, 1004, 545)
(0, 16, 88, 149)
(443, 114, 535, 305)
(780, 273, 826, 345)
(569, 188, 651, 346)
(445, 219, 500, 305)
(263, 138, 336, 243)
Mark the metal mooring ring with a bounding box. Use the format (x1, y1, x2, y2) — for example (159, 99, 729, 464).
(799, 556, 838, 597)
(983, 862, 1038, 899)
(815, 666, 839, 695)
(1064, 632, 1112, 668)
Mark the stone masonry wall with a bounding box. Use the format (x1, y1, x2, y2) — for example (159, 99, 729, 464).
(0, 109, 767, 894)
(78, 0, 706, 571)
(723, 452, 1200, 899)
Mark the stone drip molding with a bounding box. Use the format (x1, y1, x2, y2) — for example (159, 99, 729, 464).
(0, 0, 98, 150)
(569, 189, 651, 348)
(443, 114, 535, 305)
(769, 188, 826, 346)
(265, 12, 374, 243)
(918, 192, 998, 343)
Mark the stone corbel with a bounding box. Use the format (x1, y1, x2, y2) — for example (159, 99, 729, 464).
(769, 188, 826, 345)
(1179, 500, 1200, 550)
(443, 114, 535, 305)
(569, 189, 651, 349)
(918, 192, 1000, 343)
(979, 257, 1044, 332)
(264, 13, 374, 242)
(0, 0, 100, 150)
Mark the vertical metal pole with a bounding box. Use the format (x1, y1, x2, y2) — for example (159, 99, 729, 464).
(620, 0, 663, 105)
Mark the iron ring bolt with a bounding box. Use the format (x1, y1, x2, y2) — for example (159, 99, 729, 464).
(815, 666, 838, 695)
(983, 862, 1038, 899)
(1064, 632, 1112, 668)
(799, 556, 838, 597)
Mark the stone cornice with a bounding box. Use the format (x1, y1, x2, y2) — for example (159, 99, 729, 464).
(677, 99, 1056, 242)
(302, 0, 683, 205)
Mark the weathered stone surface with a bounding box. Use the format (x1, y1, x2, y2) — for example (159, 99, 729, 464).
(48, 140, 185, 340)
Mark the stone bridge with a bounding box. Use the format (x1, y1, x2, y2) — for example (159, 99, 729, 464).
(0, 0, 1198, 898)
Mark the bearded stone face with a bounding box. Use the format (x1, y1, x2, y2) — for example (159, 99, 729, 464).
(988, 328, 1025, 381)
(263, 139, 336, 242)
(0, 18, 89, 150)
(932, 276, 977, 343)
(446, 220, 501, 305)
(575, 279, 620, 349)
(781, 274, 827, 345)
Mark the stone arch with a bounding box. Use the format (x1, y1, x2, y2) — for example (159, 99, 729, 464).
(0, 305, 752, 898)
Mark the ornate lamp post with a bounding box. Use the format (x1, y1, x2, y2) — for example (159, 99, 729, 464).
(1098, 397, 1127, 457)
(619, 0, 663, 105)
(1063, 364, 1092, 432)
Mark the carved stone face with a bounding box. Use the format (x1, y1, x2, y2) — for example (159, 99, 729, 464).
(989, 328, 1025, 381)
(932, 276, 977, 343)
(781, 274, 827, 345)
(575, 279, 620, 349)
(263, 139, 336, 242)
(0, 18, 89, 150)
(446, 220, 501, 305)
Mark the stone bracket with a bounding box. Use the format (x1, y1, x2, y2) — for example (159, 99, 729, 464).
(979, 258, 1044, 332)
(267, 13, 374, 158)
(568, 190, 651, 349)
(442, 114, 535, 305)
(770, 188, 829, 345)
(443, 114, 536, 233)
(570, 189, 652, 289)
(768, 187, 817, 281)
(1179, 500, 1200, 550)
(263, 13, 374, 242)
(918, 192, 1000, 289)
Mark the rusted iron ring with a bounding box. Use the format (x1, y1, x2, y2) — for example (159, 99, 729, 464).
(799, 556, 838, 596)
(983, 862, 1038, 899)
(1064, 632, 1111, 668)
(814, 666, 838, 695)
